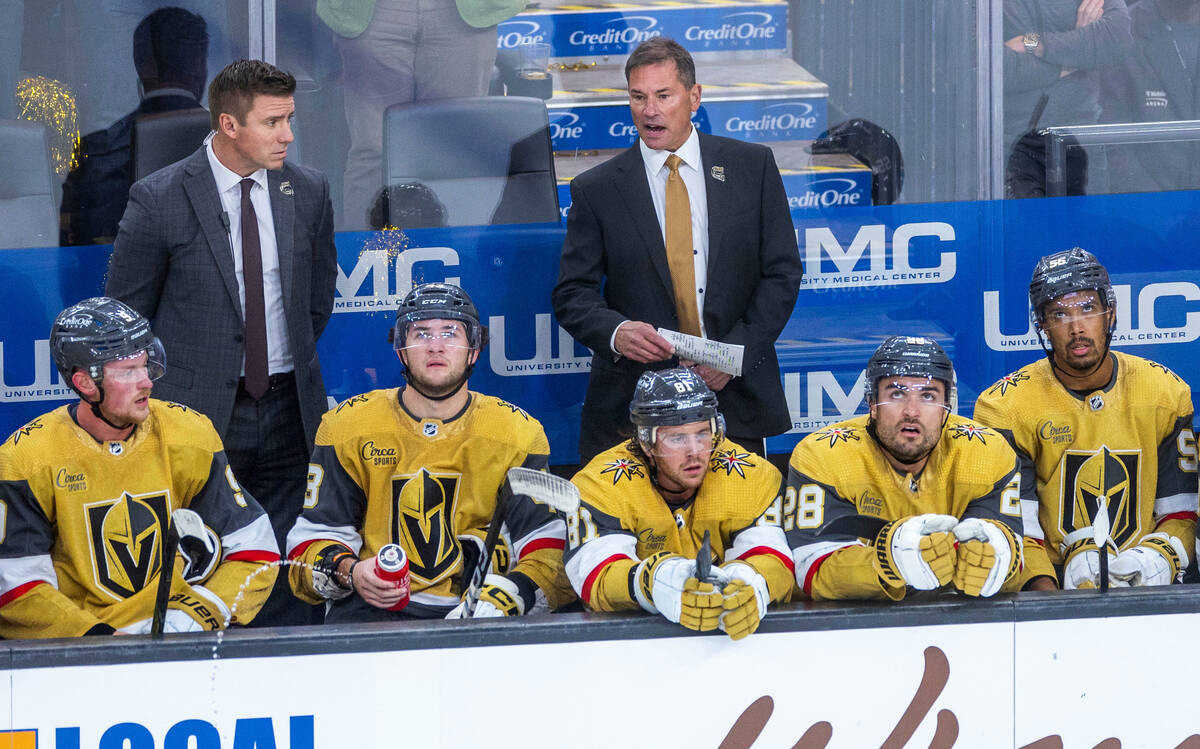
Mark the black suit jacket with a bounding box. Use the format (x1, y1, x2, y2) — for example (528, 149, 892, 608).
(552, 132, 802, 461)
(105, 147, 338, 449)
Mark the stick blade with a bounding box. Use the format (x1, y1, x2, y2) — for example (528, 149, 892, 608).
(506, 467, 581, 514)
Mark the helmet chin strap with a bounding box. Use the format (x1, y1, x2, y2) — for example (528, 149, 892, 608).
(1036, 311, 1115, 384)
(84, 385, 135, 432)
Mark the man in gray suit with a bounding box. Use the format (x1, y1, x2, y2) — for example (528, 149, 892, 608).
(106, 59, 338, 626)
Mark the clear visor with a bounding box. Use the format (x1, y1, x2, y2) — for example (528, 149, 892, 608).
(873, 380, 950, 413)
(101, 340, 166, 384)
(1040, 298, 1108, 330)
(396, 321, 473, 351)
(641, 422, 720, 457)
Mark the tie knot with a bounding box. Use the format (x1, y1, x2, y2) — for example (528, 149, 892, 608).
(665, 153, 683, 174)
(240, 178, 255, 197)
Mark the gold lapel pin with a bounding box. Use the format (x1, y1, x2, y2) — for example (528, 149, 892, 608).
(710, 166, 725, 182)
(280, 181, 294, 196)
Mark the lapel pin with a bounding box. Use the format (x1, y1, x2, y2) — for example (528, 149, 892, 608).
(279, 181, 293, 196)
(710, 165, 725, 182)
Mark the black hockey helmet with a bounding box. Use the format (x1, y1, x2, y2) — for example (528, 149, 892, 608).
(390, 282, 487, 350)
(864, 336, 954, 405)
(1028, 247, 1115, 327)
(51, 297, 165, 387)
(629, 368, 724, 448)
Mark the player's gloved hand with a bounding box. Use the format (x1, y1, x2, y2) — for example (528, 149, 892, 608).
(951, 518, 1021, 598)
(117, 609, 205, 635)
(445, 574, 525, 618)
(679, 578, 726, 632)
(718, 561, 769, 640)
(872, 514, 958, 590)
(632, 552, 697, 624)
(1108, 533, 1188, 587)
(311, 544, 356, 601)
(1061, 537, 1116, 590)
(174, 509, 221, 584)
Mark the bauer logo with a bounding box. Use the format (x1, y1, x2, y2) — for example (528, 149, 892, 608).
(725, 102, 818, 137)
(566, 16, 661, 48)
(496, 20, 547, 49)
(549, 111, 586, 144)
(783, 369, 867, 433)
(800, 221, 957, 290)
(789, 177, 866, 210)
(333, 247, 460, 313)
(685, 11, 778, 45)
(0, 339, 74, 403)
(488, 314, 591, 376)
(983, 281, 1200, 351)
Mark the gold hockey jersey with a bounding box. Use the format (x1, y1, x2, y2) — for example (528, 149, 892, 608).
(785, 414, 1025, 601)
(973, 352, 1198, 582)
(563, 440, 794, 611)
(0, 401, 280, 638)
(287, 389, 573, 617)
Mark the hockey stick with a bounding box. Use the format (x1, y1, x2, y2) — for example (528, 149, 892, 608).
(151, 509, 209, 637)
(459, 468, 582, 618)
(696, 530, 716, 583)
(1094, 495, 1110, 594)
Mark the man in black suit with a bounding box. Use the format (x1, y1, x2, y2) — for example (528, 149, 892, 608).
(552, 38, 802, 463)
(106, 60, 338, 626)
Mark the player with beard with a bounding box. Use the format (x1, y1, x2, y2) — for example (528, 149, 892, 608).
(974, 248, 1197, 590)
(286, 283, 574, 621)
(563, 368, 794, 640)
(785, 336, 1028, 601)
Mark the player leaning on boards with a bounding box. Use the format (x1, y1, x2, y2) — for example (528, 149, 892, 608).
(0, 298, 279, 637)
(286, 283, 574, 620)
(974, 248, 1197, 590)
(786, 337, 1027, 601)
(563, 368, 793, 640)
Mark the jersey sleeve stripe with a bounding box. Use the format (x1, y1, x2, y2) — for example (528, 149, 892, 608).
(518, 537, 565, 557)
(793, 540, 862, 595)
(0, 553, 57, 600)
(728, 526, 794, 571)
(732, 545, 796, 574)
(802, 552, 836, 596)
(1156, 511, 1199, 525)
(1154, 493, 1200, 517)
(581, 553, 629, 605)
(221, 515, 279, 559)
(285, 516, 363, 557)
(226, 550, 281, 563)
(564, 531, 637, 598)
(0, 579, 47, 608)
(1021, 499, 1044, 541)
(511, 519, 566, 560)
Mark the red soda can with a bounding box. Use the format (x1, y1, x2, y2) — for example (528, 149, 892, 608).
(375, 543, 410, 611)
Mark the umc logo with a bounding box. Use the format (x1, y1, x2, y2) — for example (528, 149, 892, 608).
(983, 281, 1200, 350)
(799, 222, 957, 290)
(783, 369, 866, 433)
(333, 246, 460, 313)
(488, 314, 591, 376)
(0, 339, 74, 403)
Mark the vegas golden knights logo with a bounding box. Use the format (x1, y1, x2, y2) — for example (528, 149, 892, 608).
(84, 491, 169, 599)
(1060, 446, 1141, 548)
(391, 468, 462, 584)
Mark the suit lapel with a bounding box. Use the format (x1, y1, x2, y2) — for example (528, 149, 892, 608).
(269, 169, 295, 311)
(612, 144, 675, 301)
(181, 149, 243, 317)
(699, 133, 727, 275)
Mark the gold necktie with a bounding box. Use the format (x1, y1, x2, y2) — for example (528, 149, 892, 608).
(664, 153, 701, 337)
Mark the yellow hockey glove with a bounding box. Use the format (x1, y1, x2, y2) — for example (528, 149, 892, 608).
(873, 514, 958, 590)
(679, 578, 725, 632)
(952, 518, 1021, 597)
(718, 562, 769, 641)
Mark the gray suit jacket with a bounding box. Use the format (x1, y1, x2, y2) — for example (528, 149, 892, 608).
(105, 147, 338, 449)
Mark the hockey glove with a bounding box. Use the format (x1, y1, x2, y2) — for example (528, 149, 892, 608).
(873, 514, 958, 590)
(445, 574, 526, 618)
(718, 561, 769, 641)
(679, 578, 726, 632)
(951, 518, 1021, 598)
(311, 544, 357, 600)
(1061, 537, 1115, 590)
(632, 552, 697, 624)
(1108, 533, 1188, 587)
(175, 514, 221, 584)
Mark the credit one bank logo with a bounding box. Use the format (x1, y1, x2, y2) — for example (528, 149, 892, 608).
(799, 222, 956, 290)
(567, 16, 661, 47)
(789, 178, 865, 210)
(725, 102, 818, 137)
(549, 112, 585, 144)
(489, 314, 591, 376)
(983, 281, 1200, 350)
(685, 12, 778, 44)
(496, 20, 547, 48)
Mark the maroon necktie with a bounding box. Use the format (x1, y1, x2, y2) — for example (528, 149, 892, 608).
(239, 178, 269, 399)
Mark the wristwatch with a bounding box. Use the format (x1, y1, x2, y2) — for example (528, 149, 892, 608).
(1022, 32, 1041, 54)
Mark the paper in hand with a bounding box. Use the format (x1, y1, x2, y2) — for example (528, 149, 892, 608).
(657, 328, 744, 377)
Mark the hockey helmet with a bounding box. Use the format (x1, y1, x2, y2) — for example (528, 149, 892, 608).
(391, 282, 487, 350)
(629, 368, 724, 448)
(1028, 247, 1115, 327)
(51, 297, 165, 386)
(864, 336, 954, 406)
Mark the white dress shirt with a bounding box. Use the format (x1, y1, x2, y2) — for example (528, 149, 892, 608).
(205, 135, 294, 375)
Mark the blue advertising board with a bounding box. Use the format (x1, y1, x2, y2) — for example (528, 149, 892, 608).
(498, 3, 788, 58)
(1, 192, 1197, 464)
(548, 97, 827, 151)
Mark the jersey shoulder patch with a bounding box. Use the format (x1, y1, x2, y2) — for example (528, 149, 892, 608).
(468, 393, 550, 455)
(317, 389, 398, 444)
(151, 399, 222, 450)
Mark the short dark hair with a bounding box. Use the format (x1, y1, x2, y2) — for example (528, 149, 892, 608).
(133, 7, 208, 94)
(207, 59, 296, 131)
(624, 37, 696, 89)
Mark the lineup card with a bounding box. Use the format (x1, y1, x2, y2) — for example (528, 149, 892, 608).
(657, 328, 744, 377)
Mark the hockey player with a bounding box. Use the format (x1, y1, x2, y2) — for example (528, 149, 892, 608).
(974, 248, 1197, 590)
(0, 298, 280, 637)
(563, 368, 793, 640)
(786, 336, 1026, 601)
(286, 283, 573, 620)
